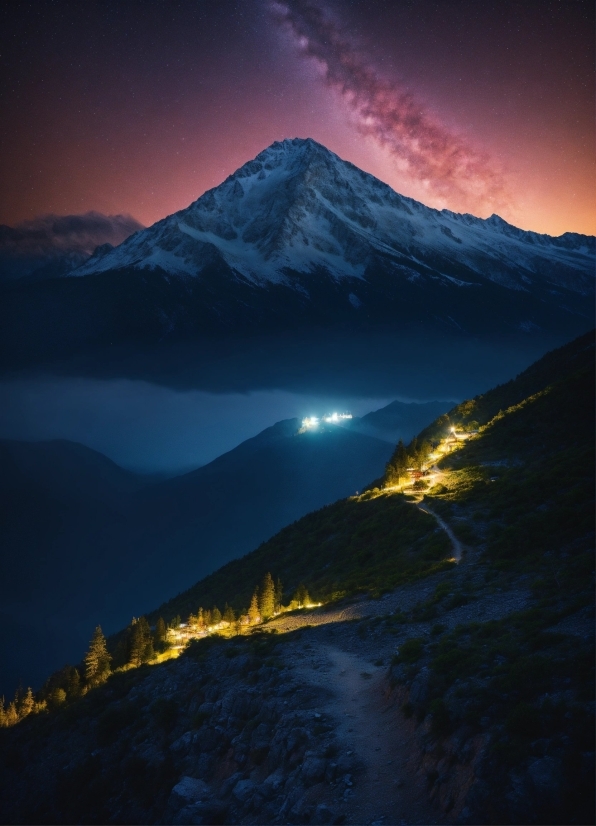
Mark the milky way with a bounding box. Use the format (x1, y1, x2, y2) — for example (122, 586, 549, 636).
(0, 0, 593, 235)
(272, 0, 508, 214)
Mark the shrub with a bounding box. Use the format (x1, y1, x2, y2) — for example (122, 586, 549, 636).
(395, 637, 425, 664)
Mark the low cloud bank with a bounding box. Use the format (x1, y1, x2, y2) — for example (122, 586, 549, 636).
(0, 212, 144, 280)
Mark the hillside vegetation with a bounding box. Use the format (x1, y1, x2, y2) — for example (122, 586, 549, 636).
(151, 331, 594, 624)
(0, 331, 593, 825)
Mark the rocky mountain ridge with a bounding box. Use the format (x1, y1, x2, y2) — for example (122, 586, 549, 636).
(76, 138, 594, 300)
(1, 140, 593, 375)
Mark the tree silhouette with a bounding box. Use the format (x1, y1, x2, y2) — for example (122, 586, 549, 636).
(128, 617, 153, 667)
(85, 626, 111, 685)
(294, 583, 310, 608)
(248, 590, 260, 624)
(259, 572, 276, 619)
(155, 617, 167, 644)
(275, 578, 283, 613)
(386, 439, 409, 483)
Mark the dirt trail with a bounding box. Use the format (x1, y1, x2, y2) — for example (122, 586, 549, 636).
(415, 501, 463, 562)
(295, 644, 442, 825)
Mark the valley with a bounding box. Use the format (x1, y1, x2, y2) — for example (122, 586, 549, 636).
(0, 398, 448, 696)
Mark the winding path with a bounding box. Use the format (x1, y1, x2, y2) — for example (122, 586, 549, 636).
(414, 500, 463, 562)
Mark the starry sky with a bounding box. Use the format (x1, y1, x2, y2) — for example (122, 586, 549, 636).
(1, 0, 594, 237)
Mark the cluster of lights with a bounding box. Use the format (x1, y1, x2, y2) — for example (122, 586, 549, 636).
(323, 412, 352, 423)
(301, 412, 353, 429)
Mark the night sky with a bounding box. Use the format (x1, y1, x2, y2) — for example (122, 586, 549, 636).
(1, 0, 594, 236)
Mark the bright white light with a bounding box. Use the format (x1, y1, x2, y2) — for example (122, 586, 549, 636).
(302, 416, 319, 429)
(323, 411, 353, 423)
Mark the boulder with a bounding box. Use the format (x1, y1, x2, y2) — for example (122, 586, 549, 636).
(170, 776, 210, 804)
(232, 777, 255, 804)
(301, 756, 327, 785)
(313, 804, 335, 824)
(170, 731, 195, 753)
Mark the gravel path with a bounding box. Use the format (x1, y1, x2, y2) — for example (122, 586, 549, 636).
(414, 502, 463, 562)
(294, 644, 443, 825)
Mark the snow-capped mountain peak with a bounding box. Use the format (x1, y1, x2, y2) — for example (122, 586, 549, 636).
(75, 137, 594, 298)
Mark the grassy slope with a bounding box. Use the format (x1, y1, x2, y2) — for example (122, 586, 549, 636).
(150, 331, 594, 626)
(148, 494, 452, 623)
(384, 331, 595, 823)
(416, 328, 594, 442)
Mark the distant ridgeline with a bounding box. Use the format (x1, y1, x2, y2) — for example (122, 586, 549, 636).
(1, 330, 593, 734)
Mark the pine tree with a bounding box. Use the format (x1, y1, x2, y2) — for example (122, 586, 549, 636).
(128, 617, 153, 666)
(212, 606, 222, 625)
(275, 578, 283, 613)
(20, 687, 35, 718)
(294, 583, 310, 608)
(203, 608, 212, 629)
(259, 572, 276, 620)
(248, 590, 260, 624)
(67, 667, 81, 699)
(50, 688, 67, 706)
(4, 701, 18, 726)
(223, 603, 235, 624)
(155, 617, 167, 643)
(85, 626, 111, 685)
(387, 439, 409, 484)
(419, 440, 432, 466)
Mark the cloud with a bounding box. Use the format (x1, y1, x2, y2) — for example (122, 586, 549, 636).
(1, 212, 144, 256)
(272, 0, 508, 213)
(0, 212, 145, 280)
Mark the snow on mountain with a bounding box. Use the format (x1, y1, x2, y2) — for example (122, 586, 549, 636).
(75, 138, 594, 297)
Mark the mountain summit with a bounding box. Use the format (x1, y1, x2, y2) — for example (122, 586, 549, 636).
(1, 139, 594, 374)
(77, 137, 594, 297)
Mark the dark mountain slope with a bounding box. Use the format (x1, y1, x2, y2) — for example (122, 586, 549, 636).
(415, 328, 595, 442)
(128, 420, 395, 604)
(0, 420, 395, 695)
(148, 332, 594, 625)
(0, 441, 149, 695)
(0, 334, 593, 825)
(347, 399, 451, 442)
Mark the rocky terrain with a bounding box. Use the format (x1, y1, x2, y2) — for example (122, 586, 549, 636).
(1, 550, 591, 825)
(0, 332, 593, 825)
